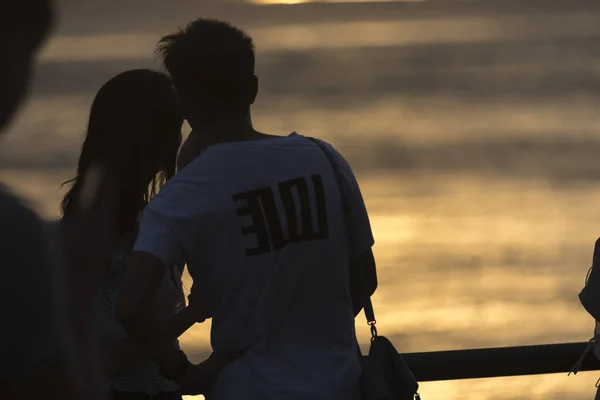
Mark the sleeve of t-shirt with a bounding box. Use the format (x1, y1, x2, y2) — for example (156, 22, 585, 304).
(133, 206, 184, 270)
(0, 195, 66, 383)
(318, 140, 375, 256)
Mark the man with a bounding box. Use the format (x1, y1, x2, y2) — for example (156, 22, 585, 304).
(116, 19, 377, 399)
(0, 1, 117, 398)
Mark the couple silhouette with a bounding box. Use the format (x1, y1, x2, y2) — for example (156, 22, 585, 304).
(1, 5, 377, 400)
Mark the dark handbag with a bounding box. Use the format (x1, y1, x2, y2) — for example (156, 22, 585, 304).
(308, 137, 421, 400)
(358, 297, 420, 400)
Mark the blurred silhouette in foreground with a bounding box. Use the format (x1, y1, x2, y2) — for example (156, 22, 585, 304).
(60, 69, 186, 399)
(0, 1, 122, 398)
(0, 1, 76, 398)
(116, 18, 377, 399)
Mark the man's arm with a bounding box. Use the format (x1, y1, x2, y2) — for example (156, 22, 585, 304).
(116, 249, 241, 395)
(115, 201, 190, 376)
(322, 142, 378, 315)
(115, 251, 184, 375)
(105, 305, 202, 379)
(349, 249, 378, 316)
(116, 197, 243, 394)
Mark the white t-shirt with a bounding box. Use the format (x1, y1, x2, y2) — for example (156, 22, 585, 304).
(134, 133, 374, 400)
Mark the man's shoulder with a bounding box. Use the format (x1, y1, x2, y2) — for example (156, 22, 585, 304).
(307, 137, 358, 184)
(145, 167, 212, 218)
(307, 136, 349, 163)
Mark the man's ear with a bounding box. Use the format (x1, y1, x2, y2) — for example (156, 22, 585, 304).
(248, 75, 259, 106)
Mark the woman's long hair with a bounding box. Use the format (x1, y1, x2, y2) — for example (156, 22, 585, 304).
(61, 69, 183, 235)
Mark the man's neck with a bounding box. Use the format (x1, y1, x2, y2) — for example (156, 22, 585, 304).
(202, 125, 262, 145)
(177, 118, 280, 171)
(190, 117, 276, 146)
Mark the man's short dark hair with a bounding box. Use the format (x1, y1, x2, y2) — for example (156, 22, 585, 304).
(156, 19, 256, 118)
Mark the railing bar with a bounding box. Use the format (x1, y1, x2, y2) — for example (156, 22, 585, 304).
(374, 341, 600, 382)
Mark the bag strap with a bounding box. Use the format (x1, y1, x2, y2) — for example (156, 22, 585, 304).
(307, 137, 378, 341)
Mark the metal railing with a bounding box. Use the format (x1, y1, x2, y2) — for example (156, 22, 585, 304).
(398, 342, 600, 382)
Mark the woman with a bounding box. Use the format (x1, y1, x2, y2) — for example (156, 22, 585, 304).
(60, 69, 201, 400)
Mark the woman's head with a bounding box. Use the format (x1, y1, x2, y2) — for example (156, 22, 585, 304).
(61, 69, 183, 234)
